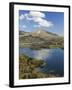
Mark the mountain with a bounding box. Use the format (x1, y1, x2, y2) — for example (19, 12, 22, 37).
(19, 29, 64, 49)
(30, 30, 58, 41)
(20, 30, 58, 39)
(19, 31, 30, 36)
(20, 30, 58, 36)
(31, 29, 58, 36)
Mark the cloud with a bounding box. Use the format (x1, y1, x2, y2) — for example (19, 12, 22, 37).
(29, 11, 45, 18)
(19, 14, 25, 20)
(24, 13, 34, 20)
(35, 18, 53, 27)
(22, 25, 27, 28)
(31, 17, 53, 27)
(19, 25, 27, 30)
(20, 11, 53, 28)
(25, 11, 45, 21)
(27, 11, 53, 27)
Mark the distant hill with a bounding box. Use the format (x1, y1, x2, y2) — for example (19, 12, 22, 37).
(19, 29, 64, 49)
(20, 30, 58, 37)
(30, 29, 58, 39)
(19, 31, 30, 36)
(31, 29, 57, 36)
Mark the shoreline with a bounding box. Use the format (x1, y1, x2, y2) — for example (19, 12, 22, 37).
(19, 54, 63, 79)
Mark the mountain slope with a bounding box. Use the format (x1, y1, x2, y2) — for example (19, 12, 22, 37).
(31, 30, 58, 38)
(19, 30, 64, 49)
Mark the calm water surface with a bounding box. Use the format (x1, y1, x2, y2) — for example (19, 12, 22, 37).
(19, 48, 64, 76)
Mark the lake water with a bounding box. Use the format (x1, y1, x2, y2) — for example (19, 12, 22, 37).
(19, 48, 64, 77)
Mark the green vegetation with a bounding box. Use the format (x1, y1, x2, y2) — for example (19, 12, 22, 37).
(19, 36, 64, 49)
(19, 55, 58, 79)
(19, 30, 63, 79)
(19, 30, 64, 49)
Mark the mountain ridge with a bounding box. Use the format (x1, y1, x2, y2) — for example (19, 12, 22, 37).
(19, 29, 64, 49)
(19, 29, 58, 38)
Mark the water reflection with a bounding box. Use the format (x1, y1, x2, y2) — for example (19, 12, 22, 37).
(19, 48, 64, 77)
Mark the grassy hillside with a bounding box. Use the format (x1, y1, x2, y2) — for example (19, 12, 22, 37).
(19, 30, 64, 49)
(19, 55, 59, 79)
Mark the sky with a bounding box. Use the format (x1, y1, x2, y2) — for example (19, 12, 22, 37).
(19, 10, 64, 36)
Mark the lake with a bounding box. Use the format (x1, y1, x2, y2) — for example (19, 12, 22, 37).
(19, 48, 64, 77)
